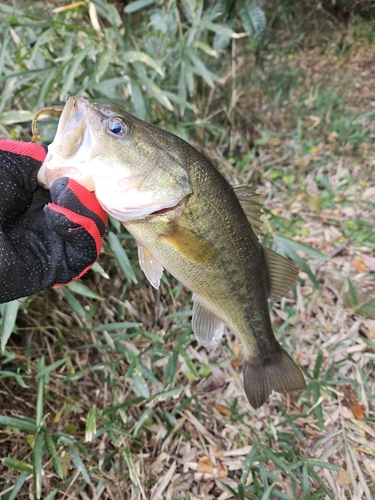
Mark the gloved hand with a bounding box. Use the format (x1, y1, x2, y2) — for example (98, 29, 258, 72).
(0, 139, 107, 303)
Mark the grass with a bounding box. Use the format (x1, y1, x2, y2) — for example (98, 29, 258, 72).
(1, 2, 375, 499)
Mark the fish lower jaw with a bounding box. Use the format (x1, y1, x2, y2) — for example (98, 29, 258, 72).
(108, 194, 190, 223)
(147, 194, 189, 218)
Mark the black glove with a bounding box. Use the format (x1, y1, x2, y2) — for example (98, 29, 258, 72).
(0, 139, 107, 303)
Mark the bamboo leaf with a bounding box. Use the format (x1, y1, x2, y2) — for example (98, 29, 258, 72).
(0, 110, 33, 124)
(2, 458, 33, 475)
(239, 0, 266, 39)
(203, 21, 235, 37)
(188, 50, 217, 88)
(94, 49, 112, 83)
(122, 50, 164, 76)
(0, 416, 37, 433)
(124, 0, 156, 14)
(60, 44, 92, 98)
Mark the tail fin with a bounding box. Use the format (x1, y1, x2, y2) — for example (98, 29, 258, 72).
(243, 347, 306, 409)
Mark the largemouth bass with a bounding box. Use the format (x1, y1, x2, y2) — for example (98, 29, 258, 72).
(36, 96, 306, 409)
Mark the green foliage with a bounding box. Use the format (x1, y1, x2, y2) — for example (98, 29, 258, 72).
(0, 0, 266, 140)
(1, 1, 375, 499)
(0, 300, 21, 353)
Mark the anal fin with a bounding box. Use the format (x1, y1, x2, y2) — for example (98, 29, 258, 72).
(138, 245, 164, 289)
(192, 294, 225, 347)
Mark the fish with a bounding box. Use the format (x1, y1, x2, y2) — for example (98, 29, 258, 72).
(35, 96, 306, 409)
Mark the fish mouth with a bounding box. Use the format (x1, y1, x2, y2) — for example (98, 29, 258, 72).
(37, 97, 96, 191)
(147, 194, 190, 218)
(102, 193, 190, 223)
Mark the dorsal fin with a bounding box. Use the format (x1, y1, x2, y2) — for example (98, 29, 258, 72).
(233, 184, 299, 300)
(263, 247, 299, 301)
(232, 184, 264, 237)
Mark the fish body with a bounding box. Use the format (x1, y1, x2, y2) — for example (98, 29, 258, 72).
(37, 97, 306, 408)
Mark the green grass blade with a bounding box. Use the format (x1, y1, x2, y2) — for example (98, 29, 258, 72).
(133, 407, 152, 437)
(131, 360, 150, 398)
(123, 448, 139, 488)
(85, 406, 97, 442)
(5, 473, 28, 500)
(36, 358, 69, 379)
(108, 231, 138, 284)
(66, 281, 104, 300)
(44, 432, 64, 479)
(36, 357, 45, 427)
(0, 300, 21, 353)
(33, 432, 43, 499)
(67, 444, 92, 485)
(61, 287, 86, 318)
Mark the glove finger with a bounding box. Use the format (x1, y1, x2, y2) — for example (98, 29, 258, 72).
(50, 178, 107, 235)
(44, 204, 103, 257)
(0, 143, 48, 224)
(0, 140, 47, 163)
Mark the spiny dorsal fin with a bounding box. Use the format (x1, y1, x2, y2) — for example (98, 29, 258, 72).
(232, 184, 264, 237)
(263, 247, 299, 301)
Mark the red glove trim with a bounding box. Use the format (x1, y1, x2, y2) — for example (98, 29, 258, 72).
(47, 203, 103, 256)
(54, 262, 95, 287)
(0, 139, 46, 162)
(66, 178, 107, 226)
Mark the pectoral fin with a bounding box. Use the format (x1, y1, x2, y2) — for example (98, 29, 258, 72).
(192, 295, 225, 347)
(138, 245, 164, 289)
(162, 224, 218, 265)
(263, 247, 299, 301)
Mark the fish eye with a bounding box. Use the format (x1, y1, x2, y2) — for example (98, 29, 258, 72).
(107, 117, 129, 137)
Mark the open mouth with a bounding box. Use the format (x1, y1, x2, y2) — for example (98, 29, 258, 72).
(148, 194, 190, 217)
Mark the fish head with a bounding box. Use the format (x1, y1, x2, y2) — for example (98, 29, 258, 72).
(38, 97, 192, 221)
